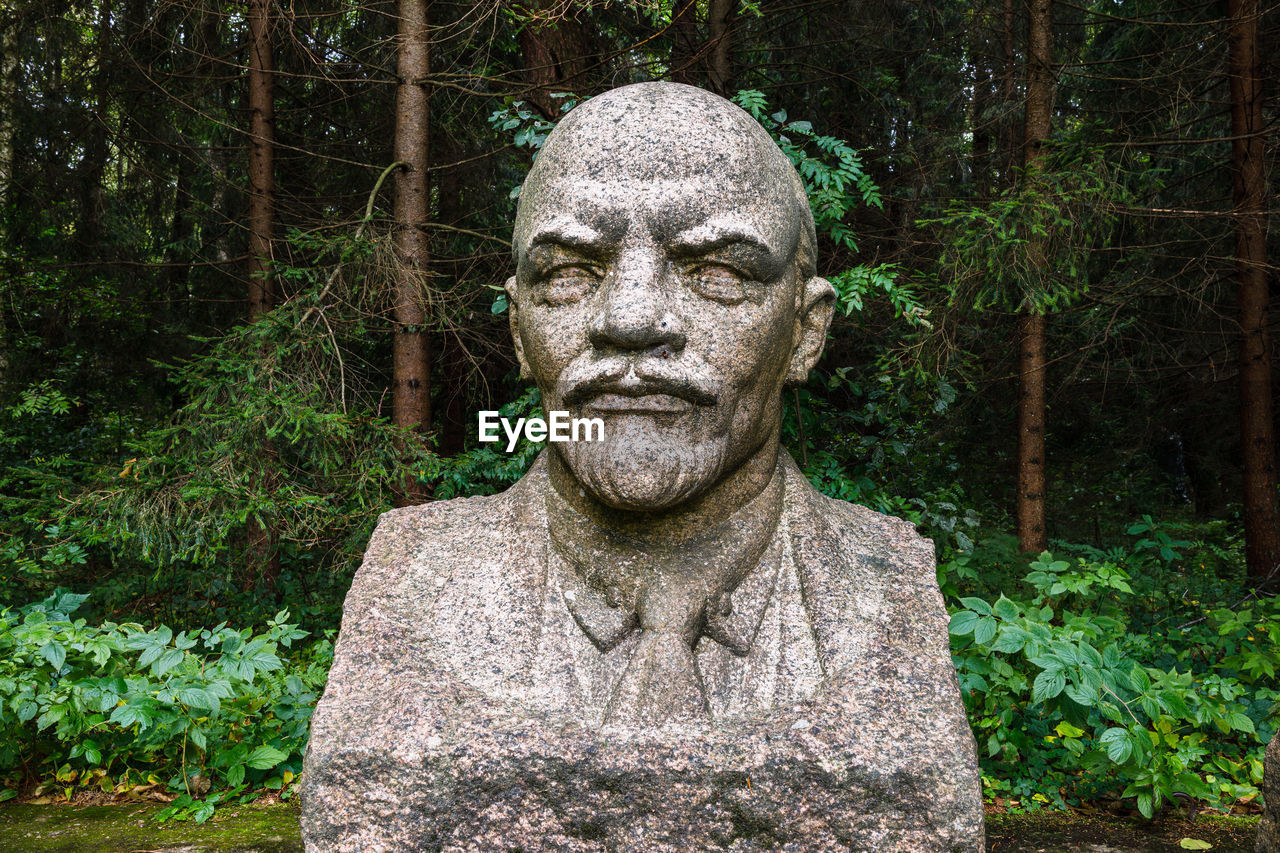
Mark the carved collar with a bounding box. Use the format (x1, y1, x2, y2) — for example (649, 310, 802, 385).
(545, 459, 787, 656)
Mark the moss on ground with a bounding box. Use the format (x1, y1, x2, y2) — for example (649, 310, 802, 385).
(0, 802, 303, 852)
(0, 802, 1261, 851)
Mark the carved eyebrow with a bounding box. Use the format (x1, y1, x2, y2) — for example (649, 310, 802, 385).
(667, 224, 778, 260)
(525, 223, 609, 257)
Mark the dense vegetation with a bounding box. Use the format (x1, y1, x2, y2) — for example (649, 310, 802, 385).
(0, 0, 1276, 825)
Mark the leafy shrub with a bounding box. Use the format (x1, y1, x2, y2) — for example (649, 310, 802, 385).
(0, 590, 329, 819)
(947, 539, 1273, 816)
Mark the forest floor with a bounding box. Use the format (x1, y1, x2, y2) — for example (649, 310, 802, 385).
(0, 802, 1260, 851)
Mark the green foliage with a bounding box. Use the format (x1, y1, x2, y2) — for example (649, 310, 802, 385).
(431, 386, 543, 499)
(731, 90, 928, 327)
(0, 592, 328, 817)
(731, 89, 883, 247)
(927, 136, 1150, 314)
(947, 526, 1272, 817)
(35, 228, 443, 625)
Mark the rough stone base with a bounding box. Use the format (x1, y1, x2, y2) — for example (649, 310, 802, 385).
(1259, 736, 1280, 853)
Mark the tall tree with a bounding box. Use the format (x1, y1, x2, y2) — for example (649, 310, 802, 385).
(516, 1, 595, 117)
(245, 0, 279, 592)
(706, 0, 735, 96)
(247, 0, 276, 317)
(669, 0, 700, 86)
(392, 0, 433, 500)
(1227, 0, 1279, 581)
(77, 0, 113, 247)
(1016, 0, 1053, 554)
(0, 4, 17, 222)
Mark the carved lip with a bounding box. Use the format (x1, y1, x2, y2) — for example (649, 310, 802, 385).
(585, 392, 694, 414)
(563, 373, 718, 410)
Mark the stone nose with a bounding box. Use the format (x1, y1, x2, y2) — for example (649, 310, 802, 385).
(587, 248, 686, 354)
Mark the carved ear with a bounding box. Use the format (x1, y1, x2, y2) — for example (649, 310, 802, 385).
(786, 276, 835, 387)
(505, 276, 532, 380)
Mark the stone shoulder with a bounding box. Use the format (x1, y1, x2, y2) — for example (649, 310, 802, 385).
(340, 482, 532, 627)
(789, 469, 937, 591)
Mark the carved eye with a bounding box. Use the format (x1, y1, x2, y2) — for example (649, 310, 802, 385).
(538, 264, 600, 305)
(687, 263, 749, 305)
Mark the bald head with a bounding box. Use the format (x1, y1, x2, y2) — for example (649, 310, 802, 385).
(504, 82, 835, 511)
(514, 83, 817, 279)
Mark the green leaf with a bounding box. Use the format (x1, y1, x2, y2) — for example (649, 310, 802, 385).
(109, 703, 151, 731)
(990, 627, 1027, 654)
(153, 648, 185, 677)
(1160, 689, 1192, 720)
(36, 704, 66, 731)
(245, 746, 288, 770)
(992, 596, 1019, 620)
(1032, 669, 1066, 703)
(1099, 727, 1132, 764)
(40, 642, 66, 672)
(949, 611, 980, 636)
(1055, 721, 1085, 738)
(973, 617, 998, 646)
(1137, 792, 1154, 818)
(1226, 711, 1255, 734)
(177, 687, 219, 713)
(959, 597, 992, 616)
(1178, 839, 1212, 850)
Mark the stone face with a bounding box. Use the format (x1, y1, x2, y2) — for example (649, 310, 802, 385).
(302, 82, 984, 851)
(1259, 735, 1280, 852)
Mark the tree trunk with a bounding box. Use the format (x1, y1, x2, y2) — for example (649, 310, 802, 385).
(1017, 312, 1048, 552)
(706, 0, 735, 96)
(0, 11, 16, 219)
(669, 0, 700, 86)
(516, 2, 593, 117)
(1000, 0, 1017, 181)
(244, 0, 279, 595)
(392, 0, 433, 503)
(247, 0, 275, 318)
(1228, 0, 1280, 582)
(1016, 0, 1052, 554)
(1022, 0, 1053, 166)
(78, 0, 112, 247)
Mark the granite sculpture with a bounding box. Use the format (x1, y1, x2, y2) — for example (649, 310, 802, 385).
(1259, 735, 1280, 852)
(302, 81, 985, 852)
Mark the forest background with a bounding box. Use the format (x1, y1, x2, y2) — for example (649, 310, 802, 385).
(0, 0, 1277, 826)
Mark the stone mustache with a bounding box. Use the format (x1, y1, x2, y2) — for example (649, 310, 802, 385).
(302, 82, 985, 852)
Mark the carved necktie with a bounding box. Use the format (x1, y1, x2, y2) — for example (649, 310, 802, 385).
(603, 572, 710, 726)
(547, 463, 785, 726)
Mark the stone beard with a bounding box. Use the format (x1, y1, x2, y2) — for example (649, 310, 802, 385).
(302, 82, 986, 852)
(560, 414, 726, 509)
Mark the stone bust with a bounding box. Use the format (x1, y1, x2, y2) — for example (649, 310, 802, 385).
(303, 82, 984, 851)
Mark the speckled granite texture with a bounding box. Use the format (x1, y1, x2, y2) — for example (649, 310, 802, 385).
(1259, 735, 1279, 852)
(302, 456, 983, 851)
(303, 82, 983, 851)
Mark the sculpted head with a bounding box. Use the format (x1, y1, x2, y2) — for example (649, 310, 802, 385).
(506, 82, 835, 512)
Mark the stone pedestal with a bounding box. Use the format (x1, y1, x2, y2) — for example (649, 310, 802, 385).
(1259, 735, 1280, 853)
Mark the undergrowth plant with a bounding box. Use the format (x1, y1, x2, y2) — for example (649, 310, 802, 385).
(946, 523, 1273, 817)
(0, 591, 330, 821)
